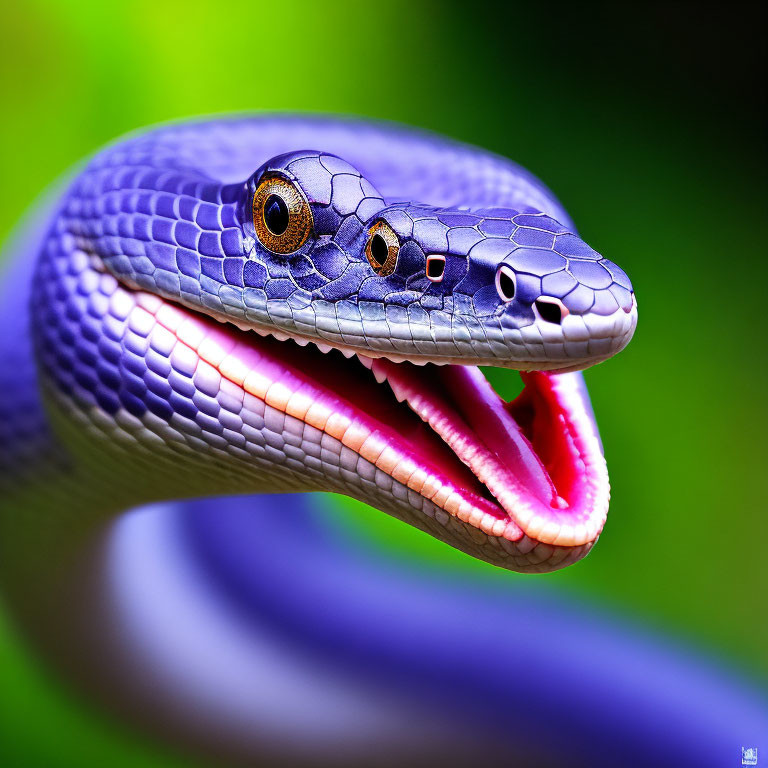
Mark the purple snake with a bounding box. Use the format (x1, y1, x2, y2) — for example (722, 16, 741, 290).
(0, 116, 764, 766)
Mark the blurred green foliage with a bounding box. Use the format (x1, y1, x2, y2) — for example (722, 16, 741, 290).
(1, 1, 765, 765)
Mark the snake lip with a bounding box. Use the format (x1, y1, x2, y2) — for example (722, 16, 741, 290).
(141, 292, 609, 556)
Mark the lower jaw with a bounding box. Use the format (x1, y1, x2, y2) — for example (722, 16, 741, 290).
(139, 292, 610, 570)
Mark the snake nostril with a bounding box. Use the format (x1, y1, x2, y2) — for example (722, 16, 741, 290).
(496, 266, 516, 302)
(535, 298, 566, 324)
(426, 254, 446, 282)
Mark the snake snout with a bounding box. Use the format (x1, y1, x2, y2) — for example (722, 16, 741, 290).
(495, 248, 634, 318)
(490, 240, 637, 369)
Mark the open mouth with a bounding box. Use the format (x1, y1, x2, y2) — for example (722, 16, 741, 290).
(139, 291, 610, 562)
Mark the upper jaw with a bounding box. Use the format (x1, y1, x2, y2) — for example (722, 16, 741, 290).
(208, 292, 637, 374)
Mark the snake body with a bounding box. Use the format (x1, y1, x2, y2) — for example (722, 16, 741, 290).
(3, 116, 758, 766)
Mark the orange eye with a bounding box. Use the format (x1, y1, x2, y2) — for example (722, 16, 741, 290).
(252, 174, 313, 254)
(365, 220, 399, 277)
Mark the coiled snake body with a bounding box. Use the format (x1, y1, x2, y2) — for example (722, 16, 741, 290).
(0, 117, 759, 767)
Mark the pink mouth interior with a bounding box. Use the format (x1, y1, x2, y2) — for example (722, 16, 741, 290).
(224, 331, 598, 532)
(237, 335, 506, 515)
(365, 359, 598, 528)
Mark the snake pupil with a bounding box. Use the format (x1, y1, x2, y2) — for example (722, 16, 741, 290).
(370, 233, 388, 266)
(264, 194, 289, 236)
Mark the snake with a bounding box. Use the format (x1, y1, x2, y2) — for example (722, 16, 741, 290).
(0, 114, 637, 567)
(3, 115, 760, 766)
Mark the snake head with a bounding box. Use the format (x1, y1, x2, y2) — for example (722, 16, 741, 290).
(237, 150, 636, 372)
(45, 121, 639, 572)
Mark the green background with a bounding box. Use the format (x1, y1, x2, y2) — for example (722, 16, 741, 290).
(1, 1, 765, 765)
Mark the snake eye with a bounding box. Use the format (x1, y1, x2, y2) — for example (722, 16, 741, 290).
(365, 220, 399, 277)
(252, 174, 312, 254)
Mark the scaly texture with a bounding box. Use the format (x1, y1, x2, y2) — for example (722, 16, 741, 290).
(1, 115, 638, 572)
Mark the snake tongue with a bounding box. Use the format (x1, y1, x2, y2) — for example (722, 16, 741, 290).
(367, 358, 609, 547)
